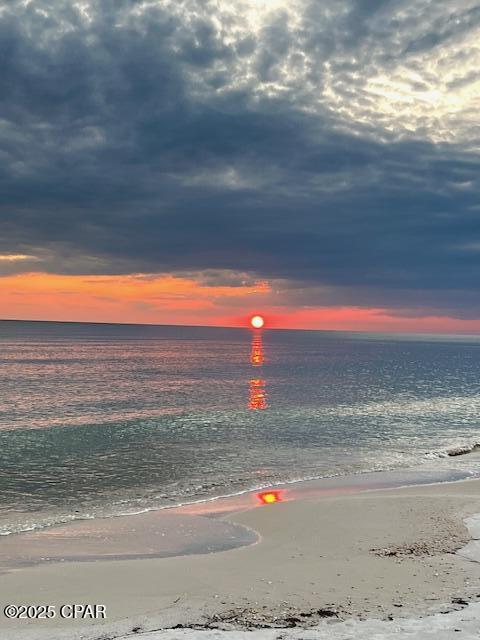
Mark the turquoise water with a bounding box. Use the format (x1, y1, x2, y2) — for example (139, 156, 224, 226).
(1, 320, 480, 535)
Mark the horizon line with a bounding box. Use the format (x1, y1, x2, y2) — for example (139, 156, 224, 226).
(1, 317, 480, 338)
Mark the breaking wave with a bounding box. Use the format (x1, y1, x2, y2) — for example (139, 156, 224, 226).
(426, 443, 480, 459)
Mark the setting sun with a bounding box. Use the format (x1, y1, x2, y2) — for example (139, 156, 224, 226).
(250, 315, 265, 329)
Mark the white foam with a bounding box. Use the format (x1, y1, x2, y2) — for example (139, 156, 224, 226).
(425, 442, 480, 460)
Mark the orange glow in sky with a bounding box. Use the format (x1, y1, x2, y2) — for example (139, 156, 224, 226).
(1, 271, 480, 334)
(0, 272, 270, 326)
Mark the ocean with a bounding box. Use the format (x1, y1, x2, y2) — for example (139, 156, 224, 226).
(1, 319, 480, 536)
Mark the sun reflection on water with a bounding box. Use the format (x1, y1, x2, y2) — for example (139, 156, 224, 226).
(249, 330, 267, 409)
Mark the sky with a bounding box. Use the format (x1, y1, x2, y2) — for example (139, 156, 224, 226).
(1, 0, 480, 332)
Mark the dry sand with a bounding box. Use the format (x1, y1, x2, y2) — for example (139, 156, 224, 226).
(1, 477, 480, 640)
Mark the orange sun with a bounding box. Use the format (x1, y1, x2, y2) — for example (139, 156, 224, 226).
(250, 315, 265, 329)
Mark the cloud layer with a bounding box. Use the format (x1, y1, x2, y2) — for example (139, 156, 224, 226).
(1, 0, 480, 320)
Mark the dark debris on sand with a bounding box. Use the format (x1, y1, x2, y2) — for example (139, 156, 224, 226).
(170, 606, 342, 630)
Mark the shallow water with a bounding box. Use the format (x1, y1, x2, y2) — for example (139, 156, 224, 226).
(1, 320, 480, 535)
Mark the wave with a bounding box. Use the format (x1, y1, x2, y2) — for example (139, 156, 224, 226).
(2, 444, 480, 538)
(446, 443, 480, 457)
(425, 443, 480, 459)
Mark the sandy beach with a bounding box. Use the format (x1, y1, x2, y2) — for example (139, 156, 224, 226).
(1, 475, 480, 639)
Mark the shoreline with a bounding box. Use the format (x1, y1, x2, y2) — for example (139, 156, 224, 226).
(1, 451, 479, 540)
(1, 473, 480, 639)
(0, 465, 478, 568)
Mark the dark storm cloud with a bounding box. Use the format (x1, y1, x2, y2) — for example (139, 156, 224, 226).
(1, 0, 480, 315)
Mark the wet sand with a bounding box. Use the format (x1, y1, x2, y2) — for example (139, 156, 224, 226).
(1, 476, 480, 639)
(0, 511, 258, 568)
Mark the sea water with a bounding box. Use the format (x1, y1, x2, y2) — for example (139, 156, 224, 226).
(1, 320, 480, 536)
